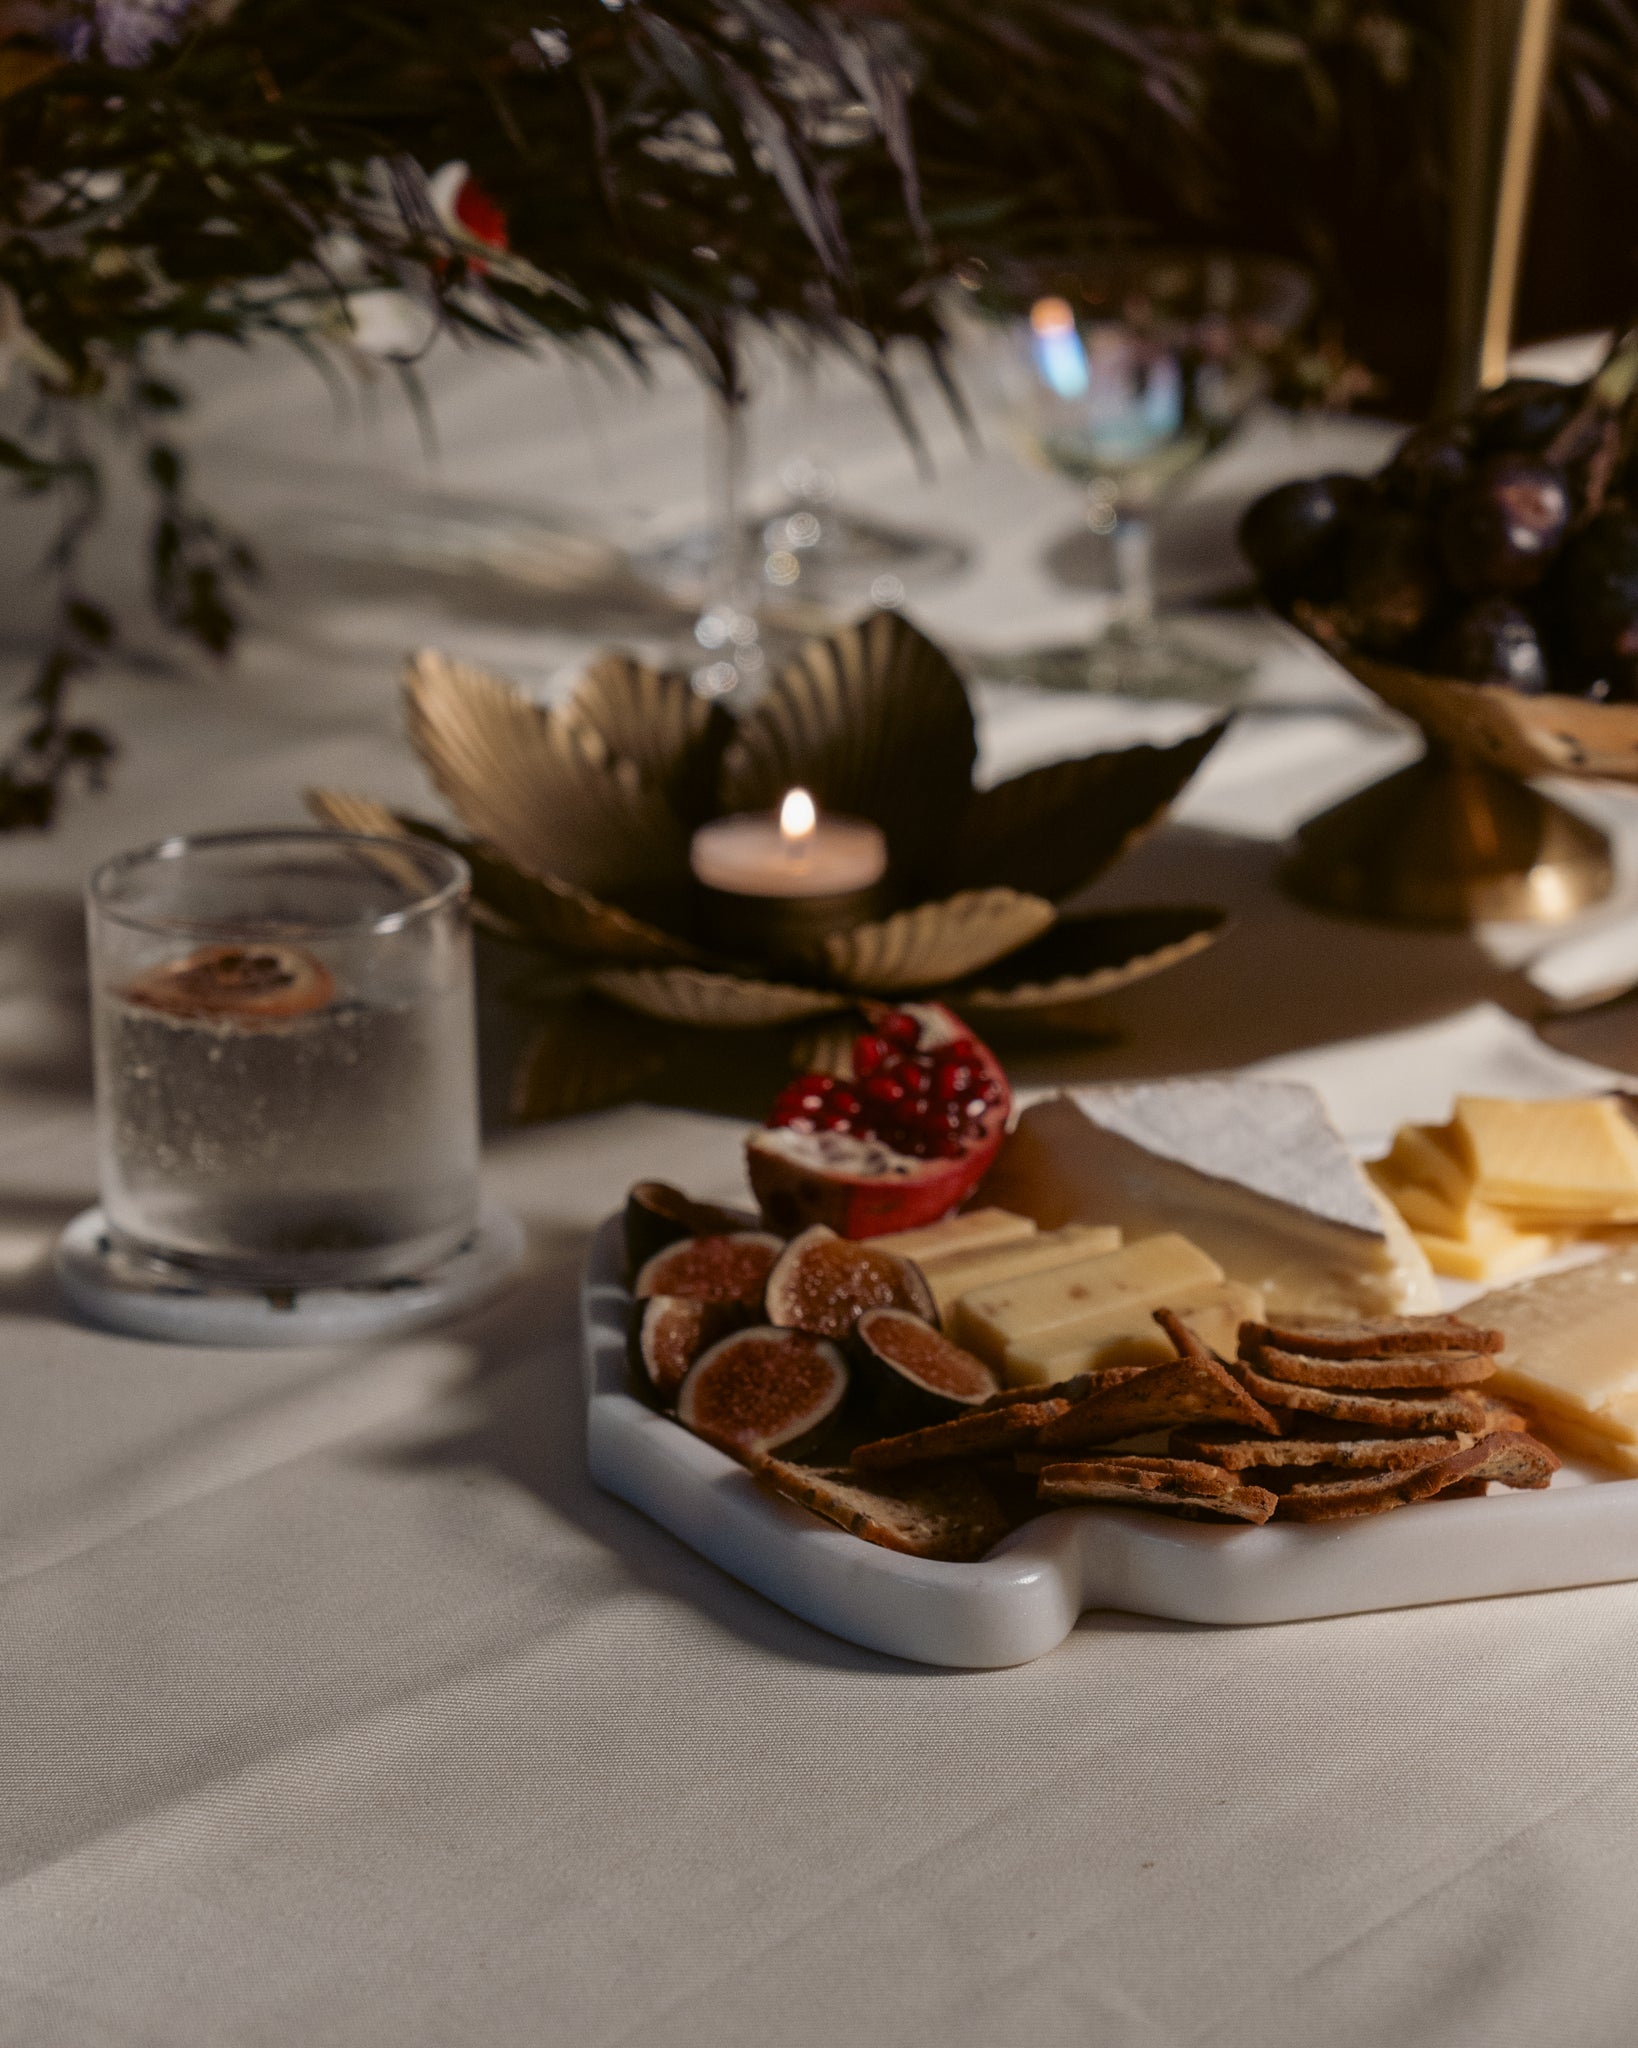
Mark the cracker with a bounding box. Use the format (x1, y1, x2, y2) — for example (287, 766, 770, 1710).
(853, 1396, 1071, 1470)
(976, 1370, 1151, 1411)
(1174, 1432, 1472, 1473)
(1036, 1459, 1276, 1525)
(1245, 1314, 1502, 1359)
(1250, 1343, 1496, 1392)
(1039, 1353, 1279, 1451)
(1273, 1430, 1559, 1522)
(750, 1456, 1014, 1561)
(1225, 1353, 1490, 1435)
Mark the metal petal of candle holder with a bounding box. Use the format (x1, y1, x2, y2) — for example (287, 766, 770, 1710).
(309, 610, 1230, 1119)
(1284, 610, 1626, 926)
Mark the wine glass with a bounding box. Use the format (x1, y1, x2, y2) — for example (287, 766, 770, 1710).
(970, 249, 1314, 699)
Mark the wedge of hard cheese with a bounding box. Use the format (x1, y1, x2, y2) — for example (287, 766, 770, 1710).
(982, 1080, 1439, 1319)
(1004, 1280, 1265, 1387)
(915, 1224, 1122, 1319)
(862, 1209, 1038, 1264)
(954, 1232, 1224, 1369)
(1469, 1249, 1638, 1470)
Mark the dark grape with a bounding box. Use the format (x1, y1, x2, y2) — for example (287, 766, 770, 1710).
(1237, 473, 1370, 604)
(1432, 598, 1548, 692)
(1540, 510, 1638, 694)
(1468, 378, 1584, 456)
(1382, 422, 1471, 510)
(1437, 456, 1569, 595)
(1342, 508, 1441, 652)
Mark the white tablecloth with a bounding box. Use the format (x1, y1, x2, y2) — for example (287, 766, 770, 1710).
(5, 336, 1638, 2047)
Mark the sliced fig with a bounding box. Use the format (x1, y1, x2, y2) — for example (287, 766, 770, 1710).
(764, 1223, 936, 1341)
(623, 1179, 760, 1282)
(676, 1325, 848, 1458)
(629, 1295, 746, 1403)
(633, 1230, 782, 1307)
(747, 1003, 1012, 1239)
(854, 1305, 999, 1417)
(126, 943, 334, 1022)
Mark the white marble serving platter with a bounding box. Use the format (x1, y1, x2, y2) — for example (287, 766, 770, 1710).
(581, 1005, 1638, 1667)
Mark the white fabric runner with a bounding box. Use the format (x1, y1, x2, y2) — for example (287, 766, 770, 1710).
(5, 335, 1638, 2047)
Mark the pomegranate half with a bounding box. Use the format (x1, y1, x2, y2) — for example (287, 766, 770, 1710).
(746, 1003, 1011, 1239)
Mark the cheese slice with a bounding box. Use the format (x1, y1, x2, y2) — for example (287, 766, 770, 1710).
(954, 1231, 1223, 1365)
(981, 1082, 1439, 1318)
(1384, 1122, 1474, 1209)
(1003, 1280, 1265, 1386)
(1412, 1218, 1559, 1283)
(1454, 1095, 1638, 1222)
(1471, 1248, 1638, 1420)
(863, 1208, 1038, 1263)
(916, 1224, 1122, 1318)
(1526, 1410, 1638, 1475)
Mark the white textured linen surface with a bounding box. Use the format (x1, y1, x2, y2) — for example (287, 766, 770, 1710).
(6, 338, 1638, 2047)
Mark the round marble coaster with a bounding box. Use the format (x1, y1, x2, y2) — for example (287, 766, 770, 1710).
(55, 1206, 527, 1348)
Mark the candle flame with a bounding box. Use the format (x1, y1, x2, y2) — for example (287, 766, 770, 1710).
(779, 787, 817, 845)
(1030, 295, 1075, 339)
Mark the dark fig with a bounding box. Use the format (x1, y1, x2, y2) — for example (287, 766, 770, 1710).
(1468, 377, 1584, 455)
(1236, 473, 1370, 604)
(630, 1295, 746, 1403)
(623, 1180, 759, 1282)
(854, 1306, 999, 1418)
(1382, 422, 1471, 510)
(765, 1223, 936, 1341)
(1438, 456, 1569, 595)
(1342, 507, 1441, 651)
(1541, 510, 1638, 691)
(676, 1325, 848, 1457)
(1431, 597, 1549, 693)
(633, 1231, 783, 1307)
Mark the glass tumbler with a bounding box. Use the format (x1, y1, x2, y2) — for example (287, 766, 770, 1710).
(87, 830, 480, 1287)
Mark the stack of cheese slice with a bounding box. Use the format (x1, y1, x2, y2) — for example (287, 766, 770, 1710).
(1370, 1094, 1638, 1281)
(978, 1078, 1439, 1322)
(1471, 1247, 1638, 1473)
(864, 1208, 1259, 1388)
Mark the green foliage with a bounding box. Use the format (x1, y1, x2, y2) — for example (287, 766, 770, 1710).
(2, 0, 1638, 825)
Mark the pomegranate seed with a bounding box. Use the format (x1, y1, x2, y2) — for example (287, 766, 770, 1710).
(878, 1011, 921, 1050)
(852, 1033, 891, 1078)
(863, 1074, 907, 1107)
(829, 1086, 862, 1119)
(933, 1059, 975, 1103)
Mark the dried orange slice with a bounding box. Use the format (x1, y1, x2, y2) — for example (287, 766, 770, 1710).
(124, 943, 335, 1022)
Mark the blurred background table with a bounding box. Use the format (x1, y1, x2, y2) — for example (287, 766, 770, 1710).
(5, 337, 1638, 2048)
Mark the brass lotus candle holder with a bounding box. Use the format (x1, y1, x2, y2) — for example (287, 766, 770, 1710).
(310, 611, 1227, 1117)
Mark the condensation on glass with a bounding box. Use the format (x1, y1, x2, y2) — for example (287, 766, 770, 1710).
(87, 830, 480, 1286)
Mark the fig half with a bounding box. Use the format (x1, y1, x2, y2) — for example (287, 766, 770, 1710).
(764, 1224, 936, 1340)
(633, 1231, 783, 1307)
(630, 1295, 746, 1403)
(854, 1306, 999, 1418)
(125, 943, 334, 1022)
(676, 1325, 848, 1457)
(623, 1179, 760, 1283)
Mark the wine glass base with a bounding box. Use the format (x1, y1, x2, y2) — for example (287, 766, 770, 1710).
(972, 618, 1256, 703)
(54, 1205, 527, 1348)
(636, 501, 969, 617)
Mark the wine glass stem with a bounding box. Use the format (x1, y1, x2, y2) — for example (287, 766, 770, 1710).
(1112, 513, 1156, 633)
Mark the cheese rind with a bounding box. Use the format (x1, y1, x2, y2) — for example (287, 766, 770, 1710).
(863, 1209, 1037, 1263)
(954, 1232, 1224, 1364)
(1471, 1249, 1638, 1419)
(917, 1224, 1121, 1318)
(1002, 1280, 1265, 1386)
(982, 1084, 1439, 1318)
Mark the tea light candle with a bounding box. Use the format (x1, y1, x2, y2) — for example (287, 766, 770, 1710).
(690, 789, 888, 959)
(689, 788, 887, 899)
